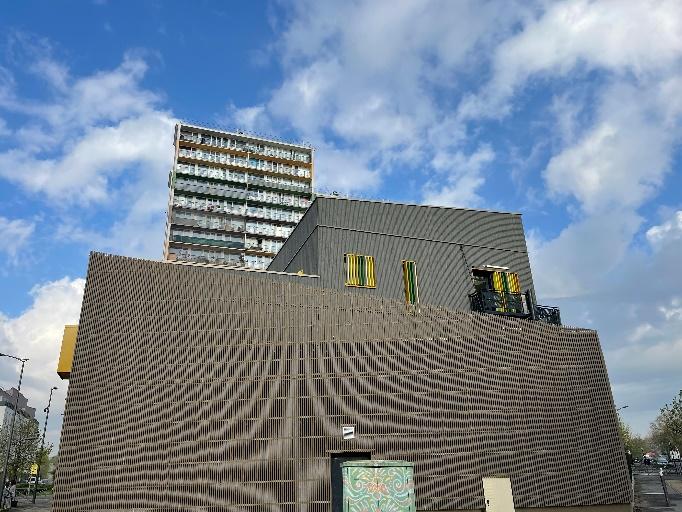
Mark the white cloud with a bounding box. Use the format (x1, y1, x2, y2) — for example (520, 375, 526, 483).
(0, 113, 175, 204)
(528, 210, 642, 299)
(627, 323, 658, 343)
(544, 82, 676, 214)
(647, 210, 682, 247)
(459, 0, 682, 118)
(0, 277, 85, 448)
(0, 117, 10, 137)
(313, 145, 381, 194)
(659, 298, 682, 322)
(422, 145, 495, 208)
(0, 216, 35, 263)
(40, 55, 158, 128)
(0, 36, 176, 259)
(531, 206, 682, 435)
(222, 103, 268, 134)
(230, 0, 530, 198)
(607, 338, 682, 382)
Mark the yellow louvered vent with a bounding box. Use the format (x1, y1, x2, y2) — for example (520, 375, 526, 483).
(344, 254, 376, 288)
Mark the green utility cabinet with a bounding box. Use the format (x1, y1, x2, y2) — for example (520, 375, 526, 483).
(341, 460, 415, 512)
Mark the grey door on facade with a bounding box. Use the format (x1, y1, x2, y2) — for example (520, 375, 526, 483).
(330, 452, 372, 512)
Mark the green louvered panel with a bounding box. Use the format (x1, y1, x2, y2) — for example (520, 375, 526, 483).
(345, 253, 376, 288)
(401, 260, 419, 305)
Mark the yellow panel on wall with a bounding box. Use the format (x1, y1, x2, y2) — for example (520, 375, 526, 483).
(57, 325, 78, 380)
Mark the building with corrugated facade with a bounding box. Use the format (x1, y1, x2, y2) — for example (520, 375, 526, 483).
(163, 123, 314, 270)
(54, 200, 627, 511)
(270, 197, 560, 324)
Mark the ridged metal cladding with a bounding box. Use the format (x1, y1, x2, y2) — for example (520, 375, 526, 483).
(53, 252, 631, 511)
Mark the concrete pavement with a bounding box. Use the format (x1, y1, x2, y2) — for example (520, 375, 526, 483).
(3, 495, 51, 511)
(635, 470, 682, 512)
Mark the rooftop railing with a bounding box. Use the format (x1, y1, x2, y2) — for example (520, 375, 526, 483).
(469, 289, 561, 325)
(469, 289, 528, 317)
(534, 304, 562, 326)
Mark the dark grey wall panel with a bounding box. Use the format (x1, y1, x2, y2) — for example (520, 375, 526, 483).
(283, 229, 319, 276)
(282, 225, 535, 312)
(269, 198, 536, 311)
(268, 201, 319, 272)
(316, 198, 528, 252)
(53, 253, 629, 511)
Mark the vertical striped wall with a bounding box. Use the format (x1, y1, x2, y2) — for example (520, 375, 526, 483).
(268, 198, 536, 310)
(53, 253, 629, 511)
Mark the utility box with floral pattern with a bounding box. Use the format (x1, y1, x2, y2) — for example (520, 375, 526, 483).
(342, 460, 415, 512)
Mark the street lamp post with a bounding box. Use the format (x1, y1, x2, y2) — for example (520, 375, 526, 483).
(32, 387, 57, 503)
(0, 353, 28, 496)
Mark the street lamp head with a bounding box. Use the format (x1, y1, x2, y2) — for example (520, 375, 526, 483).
(52, 387, 58, 390)
(0, 353, 29, 362)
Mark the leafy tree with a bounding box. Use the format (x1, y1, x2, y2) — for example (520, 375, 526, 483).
(34, 444, 54, 479)
(618, 415, 650, 456)
(650, 390, 682, 453)
(0, 419, 40, 481)
(48, 454, 58, 481)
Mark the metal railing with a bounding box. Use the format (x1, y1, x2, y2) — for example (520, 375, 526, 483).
(469, 289, 562, 325)
(469, 289, 527, 316)
(534, 304, 562, 325)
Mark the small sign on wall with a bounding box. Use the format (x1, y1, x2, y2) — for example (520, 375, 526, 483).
(342, 425, 356, 440)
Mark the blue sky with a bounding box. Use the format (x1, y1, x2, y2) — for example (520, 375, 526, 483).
(1, 0, 681, 448)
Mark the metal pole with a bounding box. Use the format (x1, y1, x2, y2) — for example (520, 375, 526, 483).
(660, 467, 670, 506)
(33, 387, 57, 503)
(32, 387, 57, 503)
(0, 354, 28, 504)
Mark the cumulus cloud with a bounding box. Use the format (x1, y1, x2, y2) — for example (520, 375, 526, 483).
(0, 35, 176, 259)
(659, 298, 682, 322)
(647, 210, 682, 247)
(505, 1, 682, 304)
(459, 0, 682, 118)
(422, 145, 495, 208)
(312, 145, 381, 194)
(227, 0, 529, 201)
(0, 216, 35, 263)
(0, 277, 85, 447)
(544, 82, 677, 214)
(0, 113, 175, 204)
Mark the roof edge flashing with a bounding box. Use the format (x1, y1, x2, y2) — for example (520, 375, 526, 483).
(314, 195, 522, 216)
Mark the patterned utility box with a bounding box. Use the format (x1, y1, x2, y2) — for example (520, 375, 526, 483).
(342, 460, 415, 512)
